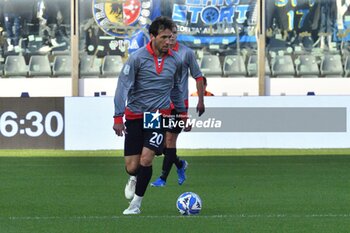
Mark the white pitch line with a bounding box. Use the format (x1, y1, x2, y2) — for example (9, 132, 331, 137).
(1, 213, 350, 221)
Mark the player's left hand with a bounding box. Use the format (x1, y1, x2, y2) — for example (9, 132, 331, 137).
(180, 113, 192, 132)
(113, 123, 125, 136)
(196, 102, 205, 117)
(183, 123, 192, 132)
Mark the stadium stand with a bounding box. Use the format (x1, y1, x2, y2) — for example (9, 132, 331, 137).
(247, 55, 271, 76)
(295, 54, 320, 77)
(52, 55, 72, 77)
(80, 55, 102, 77)
(271, 53, 295, 77)
(101, 55, 123, 77)
(3, 55, 28, 77)
(344, 55, 350, 77)
(320, 54, 344, 77)
(27, 37, 45, 55)
(223, 55, 246, 77)
(28, 55, 52, 77)
(200, 54, 222, 77)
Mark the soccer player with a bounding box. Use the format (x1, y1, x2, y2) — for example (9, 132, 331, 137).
(150, 24, 205, 187)
(113, 16, 187, 215)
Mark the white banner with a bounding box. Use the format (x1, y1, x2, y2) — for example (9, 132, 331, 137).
(64, 96, 350, 150)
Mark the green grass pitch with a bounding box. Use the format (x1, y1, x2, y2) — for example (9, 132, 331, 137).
(1, 149, 350, 233)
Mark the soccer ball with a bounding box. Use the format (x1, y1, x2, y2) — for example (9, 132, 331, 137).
(176, 192, 202, 215)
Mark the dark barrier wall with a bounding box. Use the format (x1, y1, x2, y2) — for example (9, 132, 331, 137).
(0, 98, 64, 149)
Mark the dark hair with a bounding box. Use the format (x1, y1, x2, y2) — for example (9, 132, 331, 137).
(149, 16, 174, 37)
(203, 76, 207, 86)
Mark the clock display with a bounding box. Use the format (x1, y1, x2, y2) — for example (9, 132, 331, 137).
(0, 98, 64, 149)
(0, 111, 64, 137)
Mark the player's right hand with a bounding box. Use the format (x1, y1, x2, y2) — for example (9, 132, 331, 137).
(196, 101, 205, 117)
(113, 123, 125, 136)
(180, 115, 192, 132)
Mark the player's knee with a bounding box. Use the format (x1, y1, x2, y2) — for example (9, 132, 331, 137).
(125, 165, 138, 176)
(165, 134, 177, 148)
(140, 155, 153, 167)
(125, 162, 140, 175)
(124, 155, 140, 174)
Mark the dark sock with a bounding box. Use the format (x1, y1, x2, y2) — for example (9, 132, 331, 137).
(173, 149, 182, 169)
(135, 165, 152, 197)
(160, 148, 177, 181)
